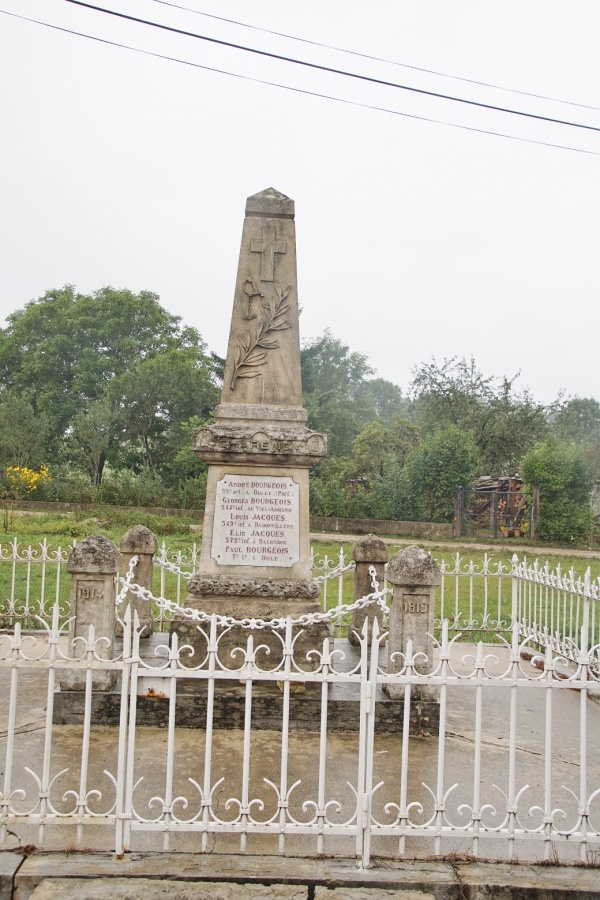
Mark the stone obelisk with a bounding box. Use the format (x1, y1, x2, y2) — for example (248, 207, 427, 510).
(172, 188, 328, 659)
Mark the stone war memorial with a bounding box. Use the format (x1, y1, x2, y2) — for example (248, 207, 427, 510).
(171, 187, 330, 664)
(4, 189, 598, 885)
(52, 187, 440, 733)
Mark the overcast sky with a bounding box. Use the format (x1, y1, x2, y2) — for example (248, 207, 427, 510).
(1, 0, 599, 404)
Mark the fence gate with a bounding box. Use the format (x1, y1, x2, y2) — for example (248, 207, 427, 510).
(115, 612, 380, 860)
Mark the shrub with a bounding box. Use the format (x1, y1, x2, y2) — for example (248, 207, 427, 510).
(402, 426, 480, 522)
(521, 439, 592, 543)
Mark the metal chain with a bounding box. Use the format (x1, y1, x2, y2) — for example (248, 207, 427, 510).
(153, 555, 194, 580)
(313, 560, 356, 583)
(155, 552, 355, 585)
(116, 564, 389, 629)
(116, 555, 140, 604)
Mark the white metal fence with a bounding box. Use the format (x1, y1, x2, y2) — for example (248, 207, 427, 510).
(1, 597, 599, 865)
(2, 539, 598, 660)
(0, 538, 70, 628)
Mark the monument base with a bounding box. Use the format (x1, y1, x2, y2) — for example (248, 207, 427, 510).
(383, 682, 440, 703)
(169, 596, 332, 674)
(52, 636, 440, 736)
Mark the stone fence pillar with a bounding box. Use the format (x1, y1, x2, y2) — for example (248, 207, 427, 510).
(61, 534, 119, 692)
(349, 534, 388, 645)
(383, 544, 440, 700)
(117, 525, 158, 637)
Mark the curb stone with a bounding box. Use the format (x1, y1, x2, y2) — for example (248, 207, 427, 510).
(10, 853, 600, 900)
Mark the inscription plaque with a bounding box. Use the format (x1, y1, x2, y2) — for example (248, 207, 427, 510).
(211, 474, 300, 567)
(403, 598, 428, 614)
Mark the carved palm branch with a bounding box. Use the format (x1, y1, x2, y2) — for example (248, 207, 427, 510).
(230, 282, 291, 390)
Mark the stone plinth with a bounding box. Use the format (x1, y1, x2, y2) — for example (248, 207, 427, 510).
(60, 535, 119, 692)
(170, 189, 330, 664)
(383, 545, 440, 701)
(349, 534, 388, 646)
(53, 635, 439, 735)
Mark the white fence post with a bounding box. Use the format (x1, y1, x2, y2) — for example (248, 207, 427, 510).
(511, 552, 520, 630)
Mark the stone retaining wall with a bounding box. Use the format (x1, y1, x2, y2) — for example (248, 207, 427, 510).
(310, 516, 453, 539)
(14, 501, 452, 539)
(13, 499, 204, 520)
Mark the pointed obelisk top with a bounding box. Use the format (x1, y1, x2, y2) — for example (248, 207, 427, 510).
(220, 188, 302, 408)
(246, 187, 295, 219)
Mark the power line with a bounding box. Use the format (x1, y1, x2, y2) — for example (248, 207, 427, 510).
(148, 0, 600, 114)
(1, 7, 598, 157)
(65, 0, 600, 135)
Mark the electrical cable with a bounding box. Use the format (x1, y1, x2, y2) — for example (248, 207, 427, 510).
(1, 7, 598, 156)
(148, 0, 600, 114)
(64, 0, 600, 134)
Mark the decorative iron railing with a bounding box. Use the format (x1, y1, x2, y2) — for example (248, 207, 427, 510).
(0, 595, 598, 864)
(0, 538, 598, 658)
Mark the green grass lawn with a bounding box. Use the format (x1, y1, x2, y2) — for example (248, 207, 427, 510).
(1, 510, 598, 638)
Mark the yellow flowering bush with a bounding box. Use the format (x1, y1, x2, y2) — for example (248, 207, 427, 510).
(5, 464, 51, 499)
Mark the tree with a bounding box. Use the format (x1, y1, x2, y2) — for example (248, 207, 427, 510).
(0, 285, 202, 450)
(552, 397, 600, 479)
(67, 397, 117, 487)
(353, 378, 412, 422)
(309, 456, 355, 517)
(0, 391, 48, 468)
(553, 397, 600, 444)
(302, 331, 374, 456)
(351, 417, 420, 479)
(521, 439, 592, 542)
(402, 426, 480, 522)
(301, 331, 407, 457)
(109, 349, 219, 474)
(411, 357, 548, 473)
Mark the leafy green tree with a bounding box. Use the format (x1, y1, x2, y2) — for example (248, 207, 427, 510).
(411, 357, 548, 473)
(353, 378, 412, 422)
(402, 426, 480, 522)
(302, 331, 374, 456)
(521, 439, 592, 542)
(351, 422, 390, 479)
(351, 417, 420, 478)
(0, 391, 48, 468)
(552, 398, 600, 479)
(0, 285, 203, 450)
(109, 349, 218, 474)
(67, 397, 117, 487)
(302, 331, 408, 457)
(553, 397, 600, 443)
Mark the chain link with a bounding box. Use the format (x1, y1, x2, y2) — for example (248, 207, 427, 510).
(116, 555, 140, 605)
(153, 555, 194, 580)
(155, 553, 355, 585)
(313, 560, 356, 583)
(116, 564, 389, 629)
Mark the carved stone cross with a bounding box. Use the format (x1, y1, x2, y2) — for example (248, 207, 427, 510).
(250, 224, 287, 282)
